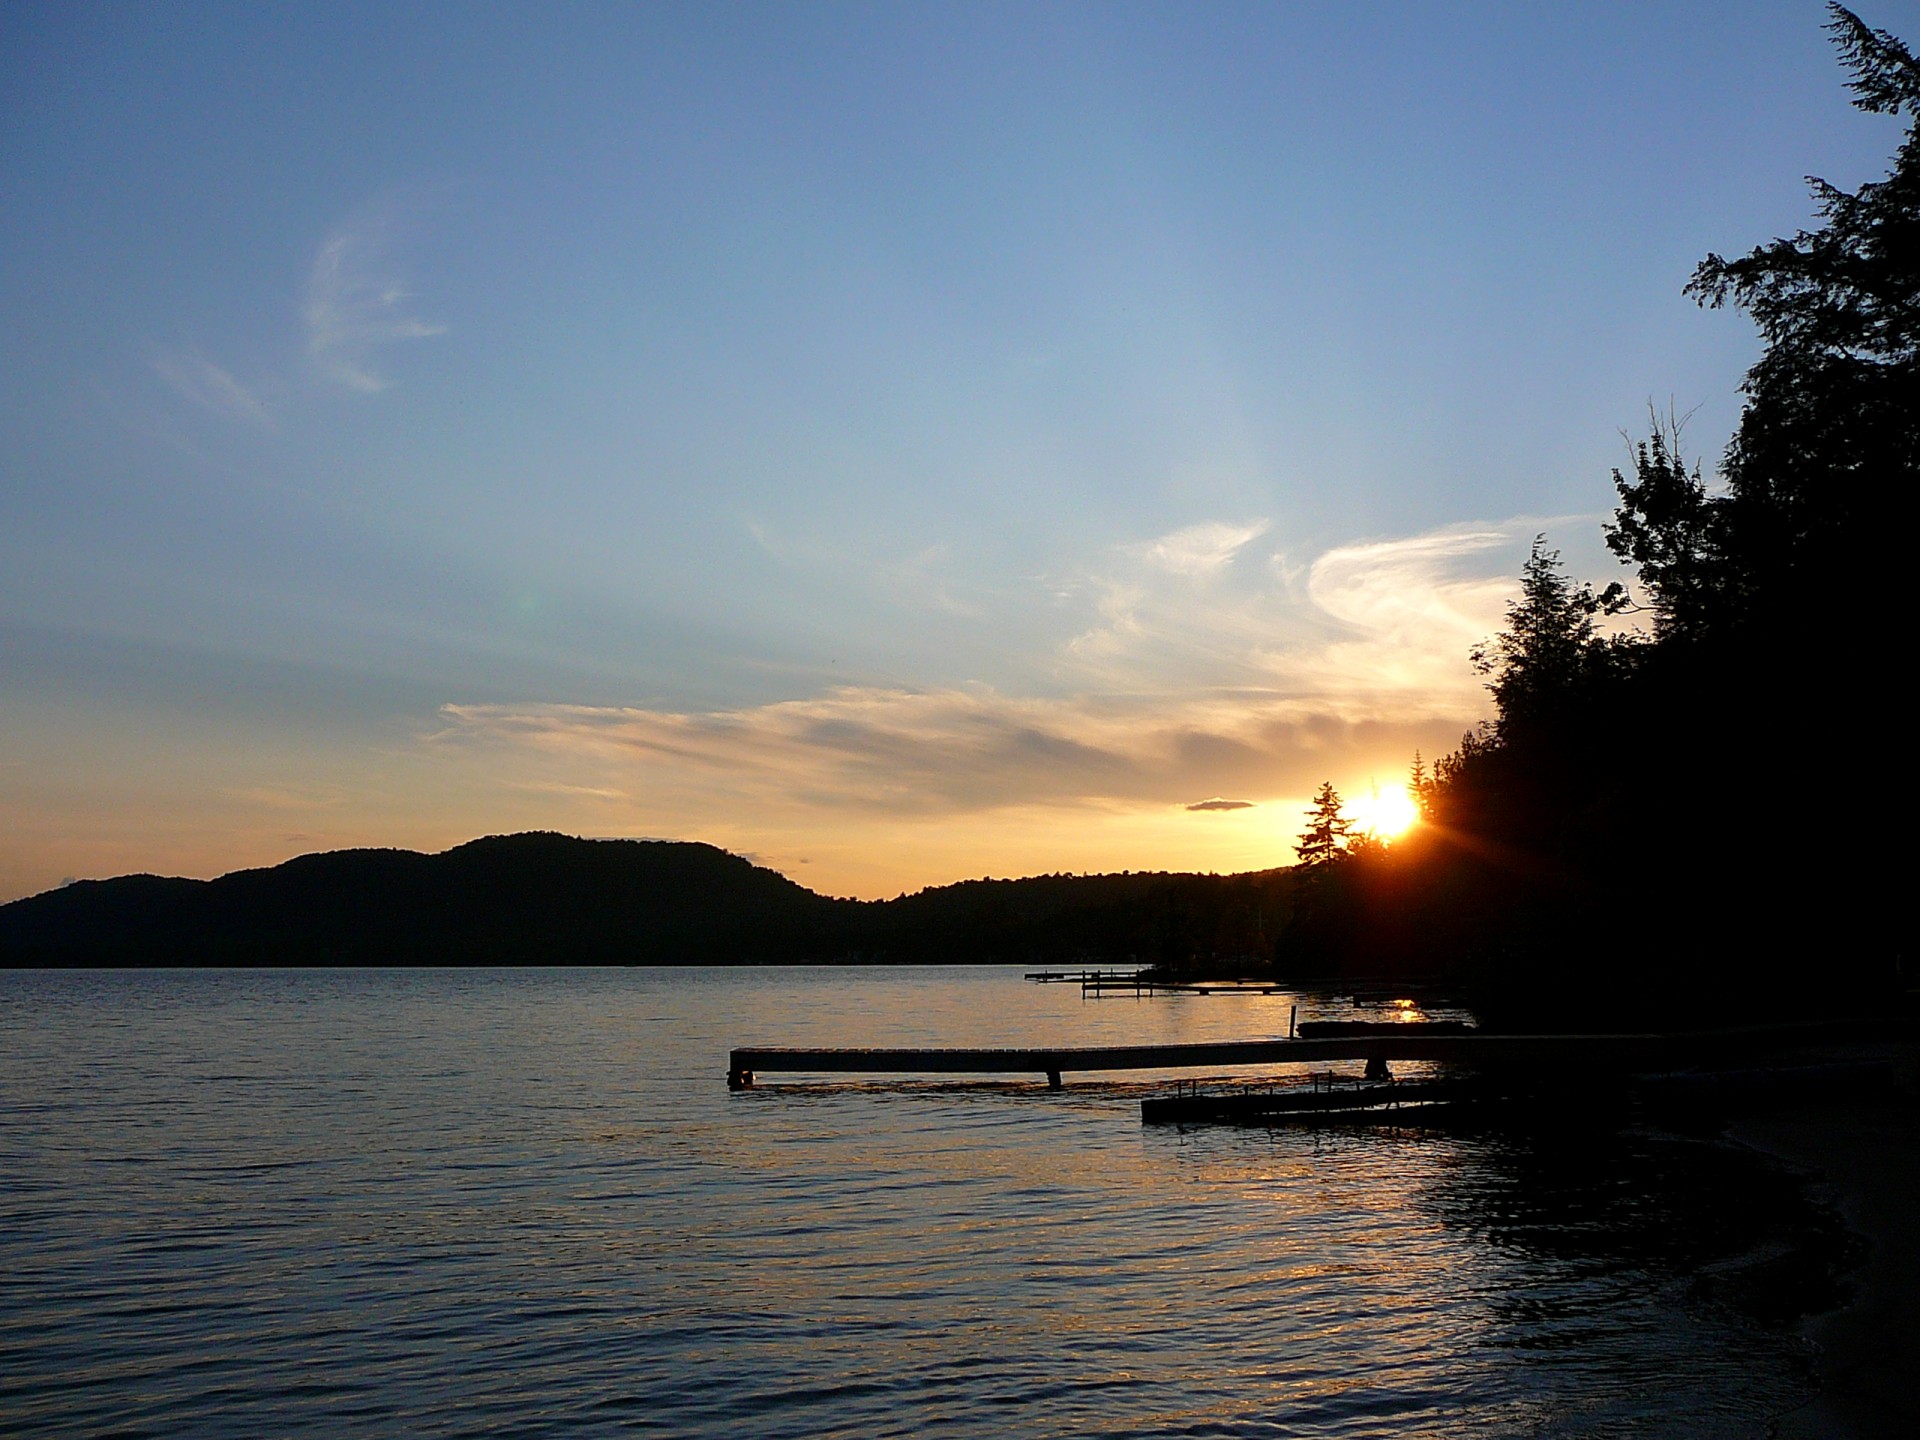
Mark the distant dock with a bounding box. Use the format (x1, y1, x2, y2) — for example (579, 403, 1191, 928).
(1021, 968, 1292, 997)
(726, 1020, 1904, 1090)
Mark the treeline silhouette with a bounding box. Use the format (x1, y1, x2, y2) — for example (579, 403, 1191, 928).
(0, 832, 1295, 969)
(1275, 6, 1916, 1025)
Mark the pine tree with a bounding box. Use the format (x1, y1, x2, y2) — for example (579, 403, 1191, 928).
(1408, 751, 1436, 821)
(1606, 413, 1716, 638)
(1469, 538, 1626, 741)
(1613, 5, 1920, 639)
(1294, 782, 1352, 866)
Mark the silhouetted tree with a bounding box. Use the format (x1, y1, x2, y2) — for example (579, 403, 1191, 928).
(1294, 782, 1352, 866)
(1469, 537, 1628, 742)
(1600, 3, 1914, 1001)
(1606, 413, 1717, 637)
(1345, 828, 1386, 862)
(1277, 6, 1918, 1016)
(1408, 751, 1437, 822)
(1613, 4, 1919, 645)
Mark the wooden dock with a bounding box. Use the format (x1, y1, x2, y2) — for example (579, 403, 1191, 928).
(1022, 968, 1294, 997)
(725, 1021, 1896, 1090)
(1140, 1073, 1474, 1125)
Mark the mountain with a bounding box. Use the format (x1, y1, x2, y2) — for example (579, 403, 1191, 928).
(0, 834, 854, 966)
(0, 833, 1295, 968)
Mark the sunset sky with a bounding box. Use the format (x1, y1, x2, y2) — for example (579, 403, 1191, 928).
(1, 3, 1903, 902)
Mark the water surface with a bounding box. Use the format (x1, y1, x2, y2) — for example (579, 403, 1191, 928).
(0, 967, 1822, 1436)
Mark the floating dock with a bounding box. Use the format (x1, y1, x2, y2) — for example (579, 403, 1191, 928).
(725, 1022, 1895, 1090)
(1140, 1073, 1474, 1125)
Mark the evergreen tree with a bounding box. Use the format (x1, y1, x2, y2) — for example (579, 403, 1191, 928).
(1601, 4, 1913, 998)
(1606, 413, 1716, 638)
(1613, 4, 1919, 640)
(1277, 7, 1916, 1016)
(1408, 751, 1436, 822)
(1469, 537, 1627, 742)
(1294, 782, 1352, 866)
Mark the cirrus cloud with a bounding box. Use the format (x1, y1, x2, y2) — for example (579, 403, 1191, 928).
(426, 515, 1612, 841)
(146, 344, 271, 425)
(305, 199, 446, 393)
(433, 685, 1454, 817)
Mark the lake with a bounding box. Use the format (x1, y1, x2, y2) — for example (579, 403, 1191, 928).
(0, 966, 1828, 1436)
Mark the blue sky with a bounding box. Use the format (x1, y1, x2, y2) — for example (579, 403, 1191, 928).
(2, 2, 1909, 899)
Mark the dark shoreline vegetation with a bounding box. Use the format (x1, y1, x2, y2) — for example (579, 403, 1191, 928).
(1280, 5, 1918, 1029)
(0, 831, 1296, 974)
(6, 8, 1915, 1035)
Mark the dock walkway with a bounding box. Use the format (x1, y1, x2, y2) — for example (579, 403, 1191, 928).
(726, 1021, 1895, 1090)
(1021, 968, 1289, 997)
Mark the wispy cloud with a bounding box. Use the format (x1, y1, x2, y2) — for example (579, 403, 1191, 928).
(435, 685, 1449, 820)
(428, 515, 1600, 833)
(1308, 525, 1516, 645)
(1288, 522, 1538, 707)
(508, 781, 630, 801)
(219, 784, 345, 810)
(1124, 519, 1270, 577)
(146, 345, 271, 425)
(878, 543, 987, 619)
(1062, 519, 1275, 666)
(1061, 515, 1578, 709)
(305, 199, 445, 393)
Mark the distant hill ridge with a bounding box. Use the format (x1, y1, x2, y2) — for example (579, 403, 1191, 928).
(0, 832, 1291, 968)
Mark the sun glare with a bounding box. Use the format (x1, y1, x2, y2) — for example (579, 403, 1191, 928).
(1345, 785, 1420, 840)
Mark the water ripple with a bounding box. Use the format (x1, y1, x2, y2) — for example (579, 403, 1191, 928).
(0, 967, 1824, 1438)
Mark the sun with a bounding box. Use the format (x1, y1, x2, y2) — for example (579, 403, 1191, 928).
(1344, 784, 1420, 840)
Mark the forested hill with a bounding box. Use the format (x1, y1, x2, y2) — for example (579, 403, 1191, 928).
(0, 835, 848, 966)
(0, 833, 1291, 968)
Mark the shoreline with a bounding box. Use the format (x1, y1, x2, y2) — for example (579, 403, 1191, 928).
(1731, 1078, 1920, 1439)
